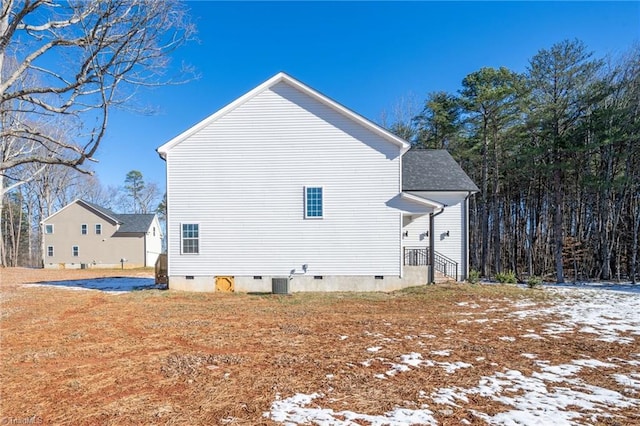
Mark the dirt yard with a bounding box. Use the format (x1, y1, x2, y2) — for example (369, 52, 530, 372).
(1, 268, 639, 425)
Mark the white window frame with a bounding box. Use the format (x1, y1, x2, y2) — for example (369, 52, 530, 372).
(181, 223, 199, 255)
(72, 245, 79, 257)
(304, 186, 324, 219)
(44, 224, 54, 234)
(81, 224, 87, 235)
(95, 224, 102, 235)
(47, 246, 54, 257)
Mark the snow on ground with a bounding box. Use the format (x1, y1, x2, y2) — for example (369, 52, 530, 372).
(23, 276, 162, 293)
(265, 285, 640, 425)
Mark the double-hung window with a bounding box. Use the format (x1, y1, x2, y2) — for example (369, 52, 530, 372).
(305, 186, 323, 219)
(72, 246, 79, 257)
(47, 246, 54, 257)
(81, 224, 87, 235)
(181, 224, 199, 254)
(95, 224, 102, 235)
(45, 224, 54, 234)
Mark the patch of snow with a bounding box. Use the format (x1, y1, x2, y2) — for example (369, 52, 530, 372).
(438, 361, 473, 374)
(431, 350, 451, 357)
(367, 346, 382, 353)
(521, 353, 537, 359)
(339, 335, 348, 340)
(433, 365, 639, 425)
(613, 374, 640, 392)
(572, 359, 618, 368)
(25, 276, 160, 293)
(264, 393, 438, 425)
(499, 336, 516, 342)
(521, 333, 544, 340)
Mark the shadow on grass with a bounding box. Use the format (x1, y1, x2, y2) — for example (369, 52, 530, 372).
(33, 277, 167, 292)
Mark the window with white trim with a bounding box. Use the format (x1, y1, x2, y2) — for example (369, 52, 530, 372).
(181, 224, 199, 254)
(72, 246, 79, 257)
(305, 186, 323, 218)
(81, 224, 87, 235)
(95, 224, 102, 235)
(45, 224, 54, 234)
(47, 246, 54, 257)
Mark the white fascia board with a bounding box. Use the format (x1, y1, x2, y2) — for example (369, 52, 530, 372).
(400, 192, 444, 210)
(156, 72, 411, 158)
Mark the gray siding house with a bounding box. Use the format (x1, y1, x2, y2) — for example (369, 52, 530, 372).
(41, 199, 163, 269)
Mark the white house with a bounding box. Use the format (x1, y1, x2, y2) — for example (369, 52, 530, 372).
(157, 72, 478, 292)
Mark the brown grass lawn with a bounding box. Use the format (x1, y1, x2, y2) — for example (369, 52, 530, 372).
(1, 268, 638, 425)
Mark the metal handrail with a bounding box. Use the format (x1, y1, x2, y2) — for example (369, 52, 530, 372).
(403, 247, 458, 280)
(433, 250, 458, 280)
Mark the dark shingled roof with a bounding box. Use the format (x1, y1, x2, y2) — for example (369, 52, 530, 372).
(402, 149, 479, 192)
(80, 200, 155, 234)
(81, 200, 120, 222)
(113, 214, 156, 234)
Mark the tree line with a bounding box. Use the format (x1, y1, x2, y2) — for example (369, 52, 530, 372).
(387, 39, 639, 283)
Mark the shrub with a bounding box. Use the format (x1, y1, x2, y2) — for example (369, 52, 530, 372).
(527, 276, 542, 289)
(468, 269, 481, 284)
(495, 270, 517, 284)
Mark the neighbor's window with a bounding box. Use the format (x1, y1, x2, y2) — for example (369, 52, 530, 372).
(305, 186, 323, 218)
(95, 224, 102, 235)
(47, 246, 54, 257)
(45, 224, 54, 234)
(181, 224, 199, 254)
(81, 224, 87, 235)
(72, 246, 79, 257)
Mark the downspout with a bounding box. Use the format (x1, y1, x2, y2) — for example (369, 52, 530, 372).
(464, 191, 472, 281)
(429, 206, 445, 284)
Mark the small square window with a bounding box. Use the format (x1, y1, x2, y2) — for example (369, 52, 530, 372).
(81, 224, 87, 235)
(72, 246, 79, 257)
(47, 246, 54, 257)
(305, 186, 323, 219)
(95, 224, 102, 235)
(45, 224, 54, 234)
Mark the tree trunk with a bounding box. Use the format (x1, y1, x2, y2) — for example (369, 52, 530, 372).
(481, 117, 489, 277)
(553, 166, 565, 283)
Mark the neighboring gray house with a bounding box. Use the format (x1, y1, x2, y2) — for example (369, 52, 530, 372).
(41, 199, 163, 269)
(157, 72, 477, 292)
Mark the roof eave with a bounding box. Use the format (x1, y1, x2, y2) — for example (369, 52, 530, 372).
(156, 72, 411, 155)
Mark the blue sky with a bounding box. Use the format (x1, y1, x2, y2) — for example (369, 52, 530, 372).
(95, 1, 639, 191)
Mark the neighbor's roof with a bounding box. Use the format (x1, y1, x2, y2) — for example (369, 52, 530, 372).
(156, 72, 411, 158)
(402, 149, 479, 192)
(81, 200, 121, 223)
(41, 199, 156, 234)
(113, 214, 156, 234)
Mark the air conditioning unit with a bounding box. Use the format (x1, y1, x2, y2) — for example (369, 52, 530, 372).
(272, 277, 289, 295)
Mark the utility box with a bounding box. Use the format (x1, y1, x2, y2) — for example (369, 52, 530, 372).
(272, 277, 289, 295)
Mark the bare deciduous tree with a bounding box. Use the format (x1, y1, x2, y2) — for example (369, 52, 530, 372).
(0, 0, 194, 265)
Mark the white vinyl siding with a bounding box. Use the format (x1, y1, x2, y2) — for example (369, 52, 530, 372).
(408, 191, 469, 280)
(165, 82, 402, 278)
